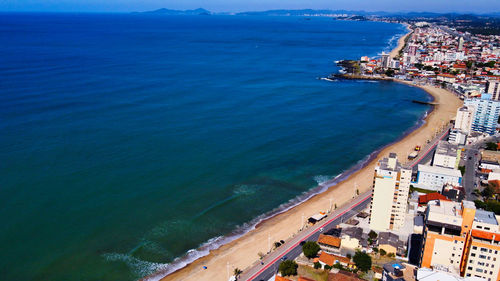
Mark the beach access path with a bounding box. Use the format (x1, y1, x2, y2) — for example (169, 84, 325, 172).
(155, 81, 462, 281)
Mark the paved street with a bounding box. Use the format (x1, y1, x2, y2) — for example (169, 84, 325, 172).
(239, 192, 371, 281)
(463, 135, 500, 200)
(238, 126, 454, 281)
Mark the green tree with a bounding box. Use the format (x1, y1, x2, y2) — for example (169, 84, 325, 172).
(324, 264, 332, 271)
(279, 260, 298, 276)
(302, 241, 320, 259)
(486, 142, 498, 151)
(333, 262, 343, 270)
(368, 230, 378, 240)
(373, 248, 379, 253)
(482, 186, 494, 199)
(353, 251, 372, 272)
(459, 166, 466, 176)
(313, 261, 322, 269)
(385, 69, 395, 77)
(379, 249, 387, 256)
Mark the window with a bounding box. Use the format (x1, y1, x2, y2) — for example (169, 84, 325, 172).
(473, 246, 477, 250)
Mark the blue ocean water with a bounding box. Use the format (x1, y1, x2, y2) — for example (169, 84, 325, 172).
(0, 13, 429, 280)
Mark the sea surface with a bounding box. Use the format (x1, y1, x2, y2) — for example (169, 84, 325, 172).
(0, 13, 430, 280)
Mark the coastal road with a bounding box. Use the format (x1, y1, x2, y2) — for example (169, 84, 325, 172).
(239, 125, 453, 281)
(239, 191, 372, 281)
(407, 124, 451, 171)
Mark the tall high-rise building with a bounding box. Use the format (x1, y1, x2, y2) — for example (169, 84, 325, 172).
(486, 80, 500, 101)
(458, 37, 464, 51)
(380, 52, 390, 68)
(464, 97, 500, 135)
(420, 200, 500, 280)
(369, 153, 411, 231)
(454, 106, 474, 134)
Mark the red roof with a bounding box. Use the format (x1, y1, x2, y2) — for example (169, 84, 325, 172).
(275, 276, 292, 281)
(319, 252, 352, 266)
(318, 234, 341, 248)
(418, 193, 450, 205)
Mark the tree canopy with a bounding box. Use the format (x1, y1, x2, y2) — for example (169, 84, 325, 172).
(278, 260, 298, 276)
(302, 241, 320, 259)
(353, 251, 372, 272)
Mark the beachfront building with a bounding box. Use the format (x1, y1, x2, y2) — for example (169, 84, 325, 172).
(449, 129, 468, 145)
(369, 153, 412, 232)
(486, 79, 500, 101)
(432, 140, 460, 169)
(454, 106, 474, 134)
(420, 200, 500, 280)
(464, 97, 500, 135)
(415, 164, 462, 191)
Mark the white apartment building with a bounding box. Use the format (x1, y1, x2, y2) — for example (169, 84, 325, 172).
(369, 153, 411, 232)
(449, 129, 467, 145)
(415, 164, 462, 191)
(433, 140, 460, 169)
(455, 106, 474, 134)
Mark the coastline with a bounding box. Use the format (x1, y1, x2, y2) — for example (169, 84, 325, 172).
(151, 28, 462, 281)
(390, 24, 411, 59)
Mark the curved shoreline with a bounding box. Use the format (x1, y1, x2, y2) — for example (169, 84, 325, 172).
(145, 90, 431, 280)
(150, 28, 462, 281)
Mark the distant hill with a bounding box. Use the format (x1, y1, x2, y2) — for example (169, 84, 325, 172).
(142, 8, 211, 15)
(138, 8, 500, 19)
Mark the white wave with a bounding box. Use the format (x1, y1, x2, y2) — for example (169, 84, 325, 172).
(142, 236, 225, 281)
(103, 253, 169, 278)
(313, 175, 333, 186)
(319, 77, 336, 82)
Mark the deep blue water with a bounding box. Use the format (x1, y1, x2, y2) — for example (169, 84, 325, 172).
(0, 13, 429, 280)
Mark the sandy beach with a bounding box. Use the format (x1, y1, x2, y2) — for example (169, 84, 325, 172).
(155, 28, 462, 281)
(390, 26, 411, 59)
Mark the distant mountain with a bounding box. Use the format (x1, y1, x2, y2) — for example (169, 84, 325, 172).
(138, 8, 500, 19)
(236, 9, 366, 16)
(142, 8, 211, 15)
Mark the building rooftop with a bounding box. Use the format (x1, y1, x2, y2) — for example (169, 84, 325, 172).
(474, 209, 498, 225)
(418, 164, 462, 177)
(427, 200, 463, 227)
(435, 140, 458, 157)
(419, 192, 450, 205)
(318, 234, 341, 248)
(319, 252, 351, 266)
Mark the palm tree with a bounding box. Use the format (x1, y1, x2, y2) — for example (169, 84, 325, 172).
(234, 268, 242, 279)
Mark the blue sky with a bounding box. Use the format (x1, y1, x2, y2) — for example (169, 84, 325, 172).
(0, 0, 497, 13)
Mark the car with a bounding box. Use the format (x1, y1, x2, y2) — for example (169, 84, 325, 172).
(469, 157, 472, 160)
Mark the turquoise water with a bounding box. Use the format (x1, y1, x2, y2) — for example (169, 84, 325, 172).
(0, 14, 429, 280)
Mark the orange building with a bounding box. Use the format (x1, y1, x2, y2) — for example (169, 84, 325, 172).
(420, 200, 500, 280)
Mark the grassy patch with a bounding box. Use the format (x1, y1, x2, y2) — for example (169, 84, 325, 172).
(409, 186, 434, 194)
(297, 265, 329, 281)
